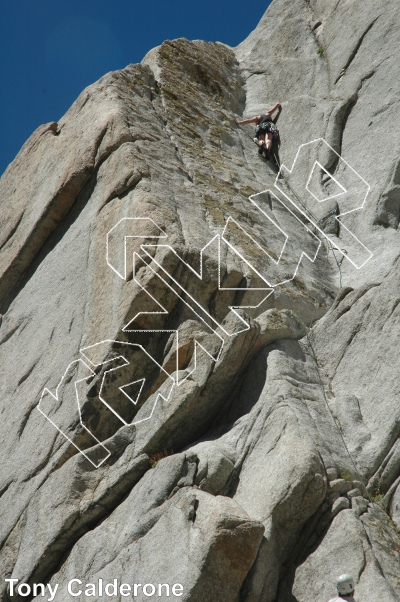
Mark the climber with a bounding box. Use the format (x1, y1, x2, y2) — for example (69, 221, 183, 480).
(233, 103, 282, 160)
(327, 574, 355, 602)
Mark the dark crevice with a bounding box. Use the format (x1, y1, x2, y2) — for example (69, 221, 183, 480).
(93, 127, 109, 168)
(0, 212, 24, 252)
(334, 18, 379, 84)
(330, 95, 357, 172)
(334, 302, 352, 320)
(0, 317, 26, 345)
(68, 317, 74, 334)
(326, 69, 375, 173)
(329, 286, 354, 312)
(274, 502, 332, 596)
(385, 297, 400, 322)
(17, 401, 38, 439)
(16, 360, 38, 389)
(98, 172, 146, 213)
(75, 93, 90, 116)
(332, 0, 342, 13)
(371, 97, 396, 119)
(0, 479, 12, 500)
(191, 498, 199, 523)
(0, 173, 95, 315)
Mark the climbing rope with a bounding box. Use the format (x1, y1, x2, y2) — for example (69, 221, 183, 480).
(304, 301, 400, 554)
(234, 120, 257, 144)
(288, 172, 400, 548)
(303, 262, 400, 554)
(277, 175, 347, 287)
(236, 119, 400, 554)
(236, 119, 399, 553)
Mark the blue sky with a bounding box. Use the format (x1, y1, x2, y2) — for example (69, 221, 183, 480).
(0, 0, 271, 176)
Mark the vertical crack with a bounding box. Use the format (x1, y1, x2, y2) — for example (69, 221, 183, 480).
(334, 17, 379, 84)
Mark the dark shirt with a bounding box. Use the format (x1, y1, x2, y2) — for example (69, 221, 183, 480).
(258, 114, 272, 125)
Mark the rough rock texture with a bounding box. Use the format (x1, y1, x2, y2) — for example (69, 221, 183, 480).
(1, 0, 400, 601)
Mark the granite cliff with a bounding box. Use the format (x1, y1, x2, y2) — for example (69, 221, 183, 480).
(1, 0, 400, 600)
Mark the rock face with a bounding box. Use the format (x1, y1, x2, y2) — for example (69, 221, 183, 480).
(1, 0, 400, 601)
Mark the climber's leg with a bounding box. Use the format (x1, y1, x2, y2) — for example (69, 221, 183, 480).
(265, 132, 273, 151)
(261, 132, 272, 160)
(257, 132, 266, 154)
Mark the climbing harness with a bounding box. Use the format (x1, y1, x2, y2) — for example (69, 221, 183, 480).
(235, 120, 281, 167)
(255, 121, 280, 140)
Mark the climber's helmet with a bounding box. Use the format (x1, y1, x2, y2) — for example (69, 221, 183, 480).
(336, 574, 354, 596)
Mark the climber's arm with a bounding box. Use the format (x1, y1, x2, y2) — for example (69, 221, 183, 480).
(268, 103, 282, 116)
(234, 116, 259, 125)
